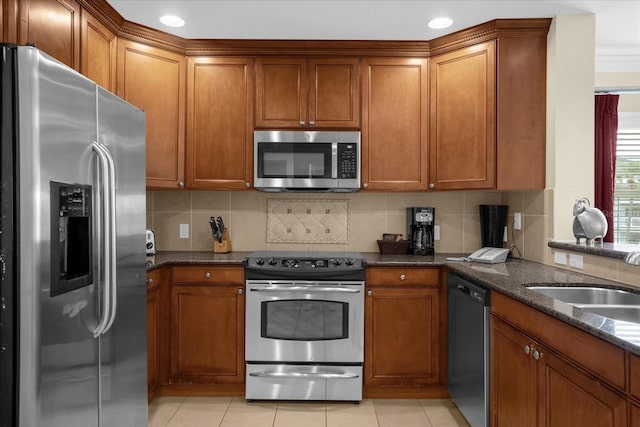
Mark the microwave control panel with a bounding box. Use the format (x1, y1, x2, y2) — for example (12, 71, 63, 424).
(338, 143, 358, 179)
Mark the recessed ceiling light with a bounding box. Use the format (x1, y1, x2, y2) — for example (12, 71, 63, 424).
(428, 17, 453, 30)
(160, 15, 185, 28)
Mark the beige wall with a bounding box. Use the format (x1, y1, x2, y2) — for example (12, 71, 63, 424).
(146, 188, 553, 262)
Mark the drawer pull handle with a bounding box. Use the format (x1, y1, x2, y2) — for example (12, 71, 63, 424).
(367, 290, 373, 296)
(204, 272, 211, 279)
(400, 274, 406, 281)
(238, 288, 243, 295)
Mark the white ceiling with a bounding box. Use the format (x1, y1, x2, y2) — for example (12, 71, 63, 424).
(107, 0, 640, 72)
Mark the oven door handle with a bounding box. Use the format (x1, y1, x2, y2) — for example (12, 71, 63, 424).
(249, 286, 360, 293)
(249, 371, 360, 379)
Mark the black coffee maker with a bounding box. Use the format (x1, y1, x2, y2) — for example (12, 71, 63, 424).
(406, 207, 435, 255)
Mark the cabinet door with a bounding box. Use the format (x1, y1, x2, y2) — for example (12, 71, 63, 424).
(19, 0, 80, 70)
(537, 348, 627, 427)
(186, 57, 253, 189)
(308, 58, 360, 128)
(490, 317, 537, 427)
(362, 58, 429, 191)
(365, 287, 439, 386)
(117, 40, 186, 189)
(170, 284, 245, 384)
(146, 271, 160, 401)
(255, 58, 307, 128)
(429, 41, 496, 190)
(80, 10, 115, 92)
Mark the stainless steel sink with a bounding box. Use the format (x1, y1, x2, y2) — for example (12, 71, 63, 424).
(526, 286, 640, 306)
(526, 285, 640, 324)
(575, 305, 640, 324)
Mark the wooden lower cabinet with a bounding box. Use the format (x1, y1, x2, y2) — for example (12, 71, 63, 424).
(170, 267, 245, 386)
(146, 269, 160, 401)
(491, 318, 537, 427)
(364, 267, 445, 398)
(492, 314, 628, 427)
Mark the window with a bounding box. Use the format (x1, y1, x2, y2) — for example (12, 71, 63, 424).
(614, 113, 640, 243)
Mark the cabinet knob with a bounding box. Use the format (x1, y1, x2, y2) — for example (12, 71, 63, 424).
(245, 182, 251, 188)
(299, 120, 305, 126)
(147, 278, 153, 285)
(363, 183, 368, 189)
(524, 345, 531, 354)
(532, 350, 541, 360)
(178, 181, 185, 188)
(367, 290, 373, 296)
(400, 274, 406, 281)
(309, 120, 315, 126)
(429, 183, 435, 189)
(204, 272, 211, 279)
(238, 288, 243, 295)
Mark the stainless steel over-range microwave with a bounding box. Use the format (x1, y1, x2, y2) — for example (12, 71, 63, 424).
(253, 130, 361, 192)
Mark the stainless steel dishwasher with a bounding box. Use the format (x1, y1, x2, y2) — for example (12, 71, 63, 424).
(447, 273, 490, 427)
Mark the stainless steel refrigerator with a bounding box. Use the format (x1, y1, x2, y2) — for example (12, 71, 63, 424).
(0, 45, 147, 426)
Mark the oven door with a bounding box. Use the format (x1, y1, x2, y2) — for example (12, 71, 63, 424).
(245, 280, 364, 363)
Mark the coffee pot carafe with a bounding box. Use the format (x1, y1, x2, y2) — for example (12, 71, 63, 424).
(406, 207, 435, 256)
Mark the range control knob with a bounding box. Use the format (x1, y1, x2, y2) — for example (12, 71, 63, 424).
(268, 258, 278, 266)
(333, 259, 343, 266)
(315, 260, 325, 267)
(255, 258, 265, 265)
(284, 259, 296, 268)
(345, 258, 355, 266)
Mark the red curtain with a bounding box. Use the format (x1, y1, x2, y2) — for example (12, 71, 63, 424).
(594, 94, 619, 242)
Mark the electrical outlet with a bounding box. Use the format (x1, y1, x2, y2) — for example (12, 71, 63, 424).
(434, 225, 440, 241)
(569, 254, 583, 269)
(554, 251, 567, 265)
(514, 212, 522, 230)
(179, 223, 189, 239)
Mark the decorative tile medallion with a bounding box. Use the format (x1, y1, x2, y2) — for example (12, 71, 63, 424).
(267, 199, 349, 243)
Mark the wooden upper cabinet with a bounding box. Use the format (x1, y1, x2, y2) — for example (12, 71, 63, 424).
(496, 33, 547, 190)
(19, 0, 80, 70)
(361, 58, 429, 191)
(80, 10, 115, 92)
(186, 57, 254, 189)
(255, 57, 360, 129)
(116, 40, 186, 189)
(429, 41, 496, 191)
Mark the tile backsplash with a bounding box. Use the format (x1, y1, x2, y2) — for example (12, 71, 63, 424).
(146, 190, 550, 257)
(266, 199, 350, 244)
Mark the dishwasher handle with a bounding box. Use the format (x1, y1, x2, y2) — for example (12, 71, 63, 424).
(449, 274, 490, 306)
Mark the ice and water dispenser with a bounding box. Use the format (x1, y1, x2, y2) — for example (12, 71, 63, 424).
(50, 181, 93, 296)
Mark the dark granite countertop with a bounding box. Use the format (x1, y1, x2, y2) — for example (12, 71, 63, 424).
(549, 240, 640, 261)
(147, 251, 640, 355)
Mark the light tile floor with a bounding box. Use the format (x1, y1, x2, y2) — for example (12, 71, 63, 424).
(149, 397, 471, 427)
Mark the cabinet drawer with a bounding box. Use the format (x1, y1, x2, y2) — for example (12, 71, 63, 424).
(366, 267, 439, 287)
(172, 266, 244, 284)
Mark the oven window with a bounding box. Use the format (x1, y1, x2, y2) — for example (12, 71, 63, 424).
(258, 142, 332, 179)
(261, 299, 348, 341)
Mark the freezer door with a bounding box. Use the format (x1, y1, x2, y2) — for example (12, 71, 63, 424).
(16, 47, 100, 426)
(96, 87, 147, 427)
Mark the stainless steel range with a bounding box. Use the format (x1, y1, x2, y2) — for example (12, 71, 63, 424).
(244, 251, 366, 402)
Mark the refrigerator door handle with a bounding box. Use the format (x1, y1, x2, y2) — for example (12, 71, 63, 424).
(101, 143, 118, 334)
(92, 141, 112, 338)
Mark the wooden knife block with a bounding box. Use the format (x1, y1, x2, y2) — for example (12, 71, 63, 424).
(213, 229, 232, 253)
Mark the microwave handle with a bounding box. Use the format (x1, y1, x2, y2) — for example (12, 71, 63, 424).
(332, 142, 338, 179)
